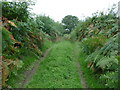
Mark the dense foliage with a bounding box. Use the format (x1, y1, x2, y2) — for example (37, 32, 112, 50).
(70, 6, 119, 88)
(2, 2, 34, 22)
(2, 2, 63, 87)
(36, 15, 64, 40)
(1, 1, 119, 88)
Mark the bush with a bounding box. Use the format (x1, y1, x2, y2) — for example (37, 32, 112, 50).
(2, 17, 44, 87)
(81, 35, 107, 54)
(2, 2, 34, 22)
(100, 71, 118, 88)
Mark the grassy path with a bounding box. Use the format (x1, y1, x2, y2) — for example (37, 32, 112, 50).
(26, 41, 83, 88)
(18, 48, 51, 88)
(73, 43, 88, 88)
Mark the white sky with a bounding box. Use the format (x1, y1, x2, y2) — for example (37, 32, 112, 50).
(31, 0, 119, 22)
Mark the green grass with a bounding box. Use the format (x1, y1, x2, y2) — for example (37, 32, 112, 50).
(7, 40, 106, 88)
(42, 39, 53, 52)
(6, 39, 53, 88)
(26, 41, 82, 88)
(78, 49, 105, 88)
(6, 55, 38, 88)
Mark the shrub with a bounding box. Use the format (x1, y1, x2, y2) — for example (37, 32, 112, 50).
(81, 35, 107, 54)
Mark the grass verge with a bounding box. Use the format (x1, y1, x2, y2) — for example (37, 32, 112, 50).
(6, 40, 53, 88)
(6, 54, 38, 88)
(78, 48, 105, 88)
(41, 39, 53, 52)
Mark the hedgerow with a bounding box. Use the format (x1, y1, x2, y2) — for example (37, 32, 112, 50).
(2, 2, 63, 87)
(70, 5, 119, 88)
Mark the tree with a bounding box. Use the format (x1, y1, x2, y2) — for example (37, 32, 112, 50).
(62, 15, 79, 33)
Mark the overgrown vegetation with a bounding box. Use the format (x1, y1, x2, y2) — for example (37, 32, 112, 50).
(78, 49, 105, 88)
(69, 5, 119, 88)
(36, 15, 64, 40)
(2, 1, 63, 88)
(1, 1, 119, 89)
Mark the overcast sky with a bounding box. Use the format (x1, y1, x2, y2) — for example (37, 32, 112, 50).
(31, 0, 119, 22)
